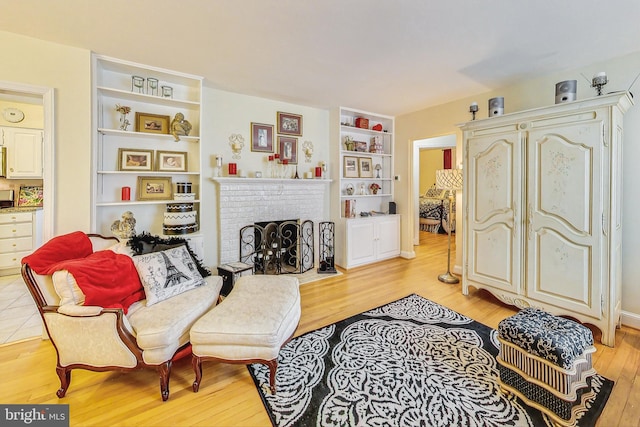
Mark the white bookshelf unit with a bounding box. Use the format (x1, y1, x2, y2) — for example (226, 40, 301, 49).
(91, 54, 203, 245)
(330, 107, 399, 269)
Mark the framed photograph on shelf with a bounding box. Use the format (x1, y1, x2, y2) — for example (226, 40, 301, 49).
(278, 136, 298, 164)
(277, 112, 303, 136)
(137, 176, 173, 201)
(118, 148, 154, 171)
(251, 122, 274, 152)
(358, 157, 374, 178)
(135, 112, 170, 134)
(354, 141, 367, 152)
(343, 156, 359, 178)
(156, 150, 187, 172)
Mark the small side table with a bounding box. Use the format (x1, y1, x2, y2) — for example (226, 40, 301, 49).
(217, 262, 253, 296)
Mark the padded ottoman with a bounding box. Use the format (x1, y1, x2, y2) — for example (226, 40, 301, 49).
(190, 275, 301, 394)
(497, 308, 597, 426)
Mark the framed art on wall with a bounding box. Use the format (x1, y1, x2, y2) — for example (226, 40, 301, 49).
(156, 150, 187, 172)
(137, 176, 173, 201)
(343, 156, 359, 178)
(118, 148, 154, 171)
(135, 112, 170, 134)
(278, 136, 298, 164)
(251, 122, 274, 152)
(277, 112, 303, 136)
(358, 157, 373, 178)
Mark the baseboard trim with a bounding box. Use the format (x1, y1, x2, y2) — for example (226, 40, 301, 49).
(401, 250, 416, 259)
(621, 310, 640, 330)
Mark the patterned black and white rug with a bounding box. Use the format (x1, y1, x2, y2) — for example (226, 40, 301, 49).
(248, 294, 613, 427)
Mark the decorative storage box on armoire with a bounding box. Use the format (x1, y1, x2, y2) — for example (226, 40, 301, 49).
(460, 92, 633, 347)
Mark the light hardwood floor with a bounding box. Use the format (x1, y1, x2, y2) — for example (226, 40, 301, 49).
(1, 232, 638, 427)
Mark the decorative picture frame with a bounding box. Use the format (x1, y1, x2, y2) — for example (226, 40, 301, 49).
(358, 157, 374, 178)
(354, 141, 368, 152)
(118, 148, 154, 171)
(137, 176, 173, 201)
(278, 136, 298, 164)
(277, 112, 303, 136)
(251, 122, 274, 152)
(135, 112, 170, 134)
(17, 185, 43, 207)
(156, 150, 187, 172)
(343, 156, 359, 178)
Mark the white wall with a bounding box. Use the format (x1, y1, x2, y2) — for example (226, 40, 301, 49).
(396, 51, 640, 328)
(0, 31, 91, 234)
(191, 87, 330, 266)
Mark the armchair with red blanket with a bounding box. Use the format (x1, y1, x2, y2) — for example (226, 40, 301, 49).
(21, 231, 222, 401)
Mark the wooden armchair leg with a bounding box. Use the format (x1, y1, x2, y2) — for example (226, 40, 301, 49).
(265, 359, 278, 394)
(192, 355, 202, 392)
(158, 361, 172, 401)
(55, 365, 71, 398)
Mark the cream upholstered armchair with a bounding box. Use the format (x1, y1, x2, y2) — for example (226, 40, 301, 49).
(21, 232, 222, 401)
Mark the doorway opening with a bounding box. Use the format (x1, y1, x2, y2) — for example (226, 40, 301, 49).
(411, 134, 456, 246)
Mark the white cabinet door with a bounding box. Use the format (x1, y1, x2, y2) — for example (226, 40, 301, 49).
(2, 127, 43, 179)
(525, 119, 603, 318)
(465, 130, 523, 295)
(376, 215, 400, 260)
(347, 219, 376, 267)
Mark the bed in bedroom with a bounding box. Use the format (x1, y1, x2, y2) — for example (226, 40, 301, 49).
(419, 187, 456, 234)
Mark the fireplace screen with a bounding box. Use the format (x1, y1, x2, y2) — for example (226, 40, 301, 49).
(239, 219, 314, 274)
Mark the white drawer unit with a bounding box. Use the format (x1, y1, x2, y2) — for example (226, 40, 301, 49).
(0, 209, 43, 275)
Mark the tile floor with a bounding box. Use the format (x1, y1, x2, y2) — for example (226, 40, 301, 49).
(0, 273, 42, 345)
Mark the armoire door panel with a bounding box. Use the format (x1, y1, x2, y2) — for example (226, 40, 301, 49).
(466, 131, 522, 294)
(472, 139, 515, 223)
(534, 131, 595, 235)
(526, 120, 603, 316)
(469, 223, 517, 291)
(529, 228, 595, 314)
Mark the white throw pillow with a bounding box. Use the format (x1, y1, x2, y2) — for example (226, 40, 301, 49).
(133, 245, 205, 306)
(52, 270, 86, 306)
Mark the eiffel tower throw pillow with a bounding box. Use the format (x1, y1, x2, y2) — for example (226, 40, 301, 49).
(133, 245, 205, 306)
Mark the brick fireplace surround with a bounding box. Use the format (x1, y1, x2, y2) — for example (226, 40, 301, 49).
(213, 178, 331, 264)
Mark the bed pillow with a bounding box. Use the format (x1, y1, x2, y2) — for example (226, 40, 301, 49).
(133, 245, 205, 306)
(424, 187, 444, 198)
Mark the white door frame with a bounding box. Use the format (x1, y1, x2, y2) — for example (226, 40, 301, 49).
(0, 80, 55, 240)
(411, 134, 456, 245)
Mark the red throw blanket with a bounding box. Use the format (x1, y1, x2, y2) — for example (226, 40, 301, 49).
(22, 232, 144, 313)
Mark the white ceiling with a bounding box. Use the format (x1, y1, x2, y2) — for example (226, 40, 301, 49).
(2, 0, 640, 116)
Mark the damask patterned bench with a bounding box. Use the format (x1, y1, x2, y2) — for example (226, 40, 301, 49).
(497, 308, 597, 426)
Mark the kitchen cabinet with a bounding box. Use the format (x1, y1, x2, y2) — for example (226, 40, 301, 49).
(1, 127, 43, 179)
(460, 92, 633, 346)
(0, 209, 43, 275)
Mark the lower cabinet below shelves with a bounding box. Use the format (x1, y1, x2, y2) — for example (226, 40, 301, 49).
(336, 214, 400, 269)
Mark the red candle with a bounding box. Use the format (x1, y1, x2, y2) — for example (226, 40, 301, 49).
(268, 155, 274, 161)
(274, 153, 280, 159)
(315, 166, 322, 178)
(121, 186, 130, 201)
(228, 163, 237, 175)
(283, 159, 288, 165)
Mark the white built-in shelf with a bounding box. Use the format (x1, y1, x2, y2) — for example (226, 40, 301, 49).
(97, 170, 200, 176)
(98, 128, 200, 142)
(97, 86, 199, 108)
(96, 199, 201, 207)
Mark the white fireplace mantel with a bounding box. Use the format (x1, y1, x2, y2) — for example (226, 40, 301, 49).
(212, 177, 332, 264)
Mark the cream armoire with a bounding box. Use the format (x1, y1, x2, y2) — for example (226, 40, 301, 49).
(460, 92, 633, 347)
